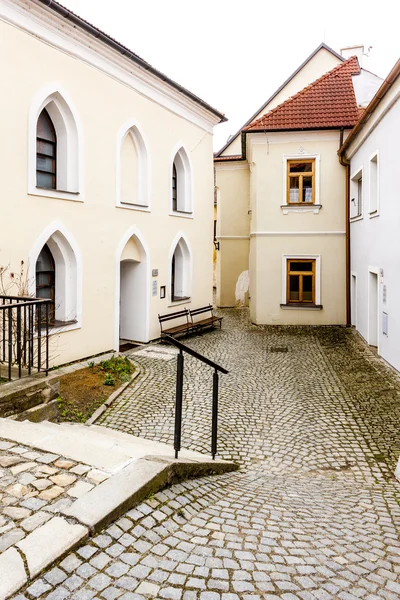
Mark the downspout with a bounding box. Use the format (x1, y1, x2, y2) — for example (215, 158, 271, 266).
(338, 128, 351, 327)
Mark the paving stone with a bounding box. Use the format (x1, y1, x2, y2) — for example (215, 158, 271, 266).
(26, 579, 52, 598)
(3, 506, 31, 520)
(38, 485, 64, 501)
(21, 511, 52, 532)
(44, 567, 68, 586)
(135, 582, 160, 597)
(50, 473, 77, 487)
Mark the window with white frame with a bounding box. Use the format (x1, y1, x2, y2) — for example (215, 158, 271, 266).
(287, 159, 315, 204)
(34, 231, 78, 326)
(350, 168, 363, 219)
(172, 148, 192, 214)
(171, 238, 191, 301)
(369, 153, 379, 215)
(30, 90, 81, 198)
(281, 255, 321, 308)
(119, 125, 149, 208)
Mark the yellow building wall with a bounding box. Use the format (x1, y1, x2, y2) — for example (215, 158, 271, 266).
(248, 131, 347, 325)
(0, 18, 216, 365)
(215, 164, 250, 306)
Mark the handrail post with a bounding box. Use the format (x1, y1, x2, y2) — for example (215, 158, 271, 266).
(174, 349, 184, 459)
(211, 368, 219, 460)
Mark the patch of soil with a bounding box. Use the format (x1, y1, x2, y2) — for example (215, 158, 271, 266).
(58, 357, 134, 423)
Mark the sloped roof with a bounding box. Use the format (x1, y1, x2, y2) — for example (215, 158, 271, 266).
(340, 58, 400, 155)
(36, 0, 226, 123)
(215, 43, 344, 156)
(244, 57, 360, 132)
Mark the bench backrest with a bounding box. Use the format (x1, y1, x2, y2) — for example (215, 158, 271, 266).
(158, 309, 190, 331)
(189, 305, 213, 319)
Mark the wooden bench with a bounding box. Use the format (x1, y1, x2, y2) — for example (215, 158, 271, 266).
(189, 305, 223, 333)
(158, 308, 193, 338)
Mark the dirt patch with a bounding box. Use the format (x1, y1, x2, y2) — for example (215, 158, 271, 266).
(58, 356, 134, 422)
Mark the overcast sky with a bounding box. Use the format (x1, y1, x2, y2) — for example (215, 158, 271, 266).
(59, 0, 399, 151)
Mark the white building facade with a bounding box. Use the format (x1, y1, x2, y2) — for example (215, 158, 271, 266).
(0, 0, 225, 366)
(340, 60, 400, 372)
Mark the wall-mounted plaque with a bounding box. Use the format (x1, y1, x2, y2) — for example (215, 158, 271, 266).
(152, 280, 158, 297)
(152, 269, 159, 277)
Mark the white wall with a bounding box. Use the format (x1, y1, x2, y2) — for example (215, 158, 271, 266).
(349, 89, 400, 371)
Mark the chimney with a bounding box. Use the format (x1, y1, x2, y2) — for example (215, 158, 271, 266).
(340, 45, 364, 67)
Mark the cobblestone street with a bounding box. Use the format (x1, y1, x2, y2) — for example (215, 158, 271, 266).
(12, 309, 400, 600)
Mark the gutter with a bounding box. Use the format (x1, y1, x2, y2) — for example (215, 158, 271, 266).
(338, 128, 351, 327)
(36, 0, 227, 123)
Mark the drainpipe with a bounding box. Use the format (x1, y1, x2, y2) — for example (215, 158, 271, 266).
(338, 128, 351, 327)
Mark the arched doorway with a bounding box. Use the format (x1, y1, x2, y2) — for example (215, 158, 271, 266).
(119, 235, 148, 343)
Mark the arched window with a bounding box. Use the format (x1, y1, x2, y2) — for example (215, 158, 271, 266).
(36, 243, 55, 320)
(118, 123, 150, 208)
(29, 88, 81, 198)
(172, 148, 192, 214)
(36, 109, 57, 190)
(171, 237, 191, 301)
(33, 230, 79, 326)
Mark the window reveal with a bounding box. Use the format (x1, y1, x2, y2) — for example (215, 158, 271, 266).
(287, 160, 315, 204)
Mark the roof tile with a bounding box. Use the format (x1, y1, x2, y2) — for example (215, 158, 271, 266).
(244, 57, 360, 132)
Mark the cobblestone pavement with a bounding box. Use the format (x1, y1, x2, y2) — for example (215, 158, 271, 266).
(0, 442, 109, 554)
(12, 309, 400, 600)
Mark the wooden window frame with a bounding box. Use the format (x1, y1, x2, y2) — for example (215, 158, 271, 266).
(286, 259, 316, 304)
(287, 159, 315, 204)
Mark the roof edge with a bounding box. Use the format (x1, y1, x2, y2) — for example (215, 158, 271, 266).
(36, 0, 227, 123)
(339, 58, 400, 155)
(215, 42, 344, 156)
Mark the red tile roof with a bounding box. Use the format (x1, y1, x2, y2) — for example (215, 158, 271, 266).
(244, 57, 360, 132)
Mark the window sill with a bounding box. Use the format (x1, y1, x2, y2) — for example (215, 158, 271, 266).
(35, 320, 80, 336)
(350, 215, 363, 222)
(29, 188, 83, 202)
(368, 211, 379, 219)
(168, 297, 191, 307)
(169, 211, 194, 219)
(280, 303, 322, 310)
(281, 204, 321, 215)
(116, 202, 151, 213)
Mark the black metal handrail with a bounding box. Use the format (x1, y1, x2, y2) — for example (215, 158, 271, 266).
(0, 296, 52, 381)
(164, 334, 228, 460)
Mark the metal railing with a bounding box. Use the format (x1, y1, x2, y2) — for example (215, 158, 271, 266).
(164, 335, 229, 460)
(0, 295, 52, 381)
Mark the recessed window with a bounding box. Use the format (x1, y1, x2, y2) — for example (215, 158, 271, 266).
(172, 163, 178, 212)
(171, 237, 191, 301)
(171, 148, 192, 214)
(350, 169, 363, 218)
(287, 160, 315, 204)
(36, 243, 55, 321)
(36, 109, 56, 190)
(287, 259, 315, 304)
(369, 154, 378, 215)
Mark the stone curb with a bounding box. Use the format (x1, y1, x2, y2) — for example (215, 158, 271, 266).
(2, 455, 238, 599)
(85, 361, 141, 426)
(62, 454, 239, 533)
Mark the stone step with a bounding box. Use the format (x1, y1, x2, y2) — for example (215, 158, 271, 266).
(0, 418, 213, 473)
